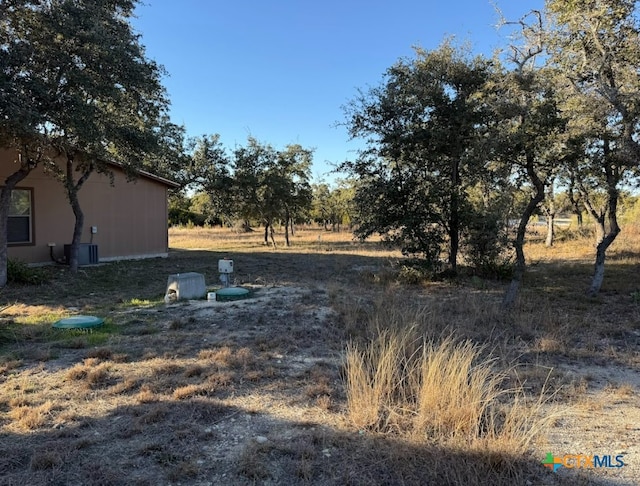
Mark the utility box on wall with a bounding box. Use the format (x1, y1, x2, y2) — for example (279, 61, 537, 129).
(64, 244, 99, 265)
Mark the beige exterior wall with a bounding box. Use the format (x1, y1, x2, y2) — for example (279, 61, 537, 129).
(2, 149, 173, 264)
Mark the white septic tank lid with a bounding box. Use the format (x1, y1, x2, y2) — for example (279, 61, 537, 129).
(218, 259, 234, 274)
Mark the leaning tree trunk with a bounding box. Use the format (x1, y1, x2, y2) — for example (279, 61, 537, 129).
(544, 183, 556, 247)
(64, 157, 93, 274)
(67, 195, 84, 274)
(574, 209, 583, 227)
(269, 224, 277, 248)
(284, 207, 291, 247)
(284, 220, 290, 247)
(568, 171, 583, 227)
(503, 153, 546, 309)
(583, 195, 620, 297)
(448, 158, 461, 273)
(241, 220, 253, 232)
(580, 145, 621, 297)
(545, 210, 555, 247)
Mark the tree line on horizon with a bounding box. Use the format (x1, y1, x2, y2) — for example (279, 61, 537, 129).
(1, 0, 639, 307)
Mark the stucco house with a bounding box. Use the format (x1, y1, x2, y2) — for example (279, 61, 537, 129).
(2, 148, 179, 265)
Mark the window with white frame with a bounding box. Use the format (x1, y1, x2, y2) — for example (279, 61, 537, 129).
(8, 188, 33, 245)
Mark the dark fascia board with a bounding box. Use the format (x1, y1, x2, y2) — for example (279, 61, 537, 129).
(3, 141, 181, 189)
(106, 160, 180, 188)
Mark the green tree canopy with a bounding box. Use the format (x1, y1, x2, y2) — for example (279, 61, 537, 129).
(0, 0, 169, 275)
(546, 0, 640, 295)
(342, 43, 493, 270)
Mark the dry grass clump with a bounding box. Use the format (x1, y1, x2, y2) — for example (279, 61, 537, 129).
(108, 377, 139, 396)
(85, 347, 112, 360)
(198, 346, 255, 369)
(605, 382, 636, 399)
(8, 400, 54, 430)
(0, 359, 22, 374)
(65, 362, 88, 381)
(135, 384, 159, 404)
(205, 370, 235, 389)
(345, 327, 559, 457)
(533, 333, 567, 354)
(64, 361, 113, 389)
(414, 337, 504, 440)
(198, 346, 233, 363)
(85, 363, 112, 388)
(305, 366, 334, 400)
(172, 384, 206, 400)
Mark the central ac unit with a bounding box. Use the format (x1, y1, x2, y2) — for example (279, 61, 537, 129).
(64, 244, 99, 265)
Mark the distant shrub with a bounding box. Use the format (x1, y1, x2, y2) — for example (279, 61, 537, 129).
(463, 208, 512, 280)
(397, 265, 428, 285)
(168, 207, 207, 227)
(472, 258, 514, 281)
(7, 259, 48, 285)
(556, 225, 594, 242)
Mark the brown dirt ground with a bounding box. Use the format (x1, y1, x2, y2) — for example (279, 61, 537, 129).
(0, 241, 638, 485)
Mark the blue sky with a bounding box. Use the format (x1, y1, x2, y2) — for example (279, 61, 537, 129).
(132, 1, 543, 183)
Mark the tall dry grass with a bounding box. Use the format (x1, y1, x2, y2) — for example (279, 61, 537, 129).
(169, 225, 398, 257)
(345, 326, 560, 456)
(525, 222, 640, 262)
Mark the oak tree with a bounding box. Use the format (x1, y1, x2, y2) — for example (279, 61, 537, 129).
(342, 43, 492, 272)
(0, 0, 168, 276)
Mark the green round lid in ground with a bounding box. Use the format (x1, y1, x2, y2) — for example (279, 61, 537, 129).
(215, 287, 250, 301)
(53, 315, 104, 329)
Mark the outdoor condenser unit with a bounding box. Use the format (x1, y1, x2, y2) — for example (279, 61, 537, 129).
(64, 243, 99, 265)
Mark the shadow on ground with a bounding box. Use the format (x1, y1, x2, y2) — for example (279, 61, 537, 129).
(0, 398, 622, 486)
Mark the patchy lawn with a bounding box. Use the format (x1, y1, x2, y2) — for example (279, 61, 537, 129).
(0, 226, 638, 485)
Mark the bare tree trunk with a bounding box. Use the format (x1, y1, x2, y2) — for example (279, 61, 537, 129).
(568, 170, 583, 227)
(583, 195, 620, 297)
(590, 244, 606, 296)
(264, 223, 269, 245)
(503, 153, 546, 309)
(545, 211, 555, 247)
(448, 159, 461, 273)
(269, 224, 277, 248)
(68, 196, 84, 273)
(284, 207, 291, 247)
(284, 219, 290, 247)
(63, 155, 92, 273)
(580, 141, 621, 297)
(544, 183, 556, 247)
